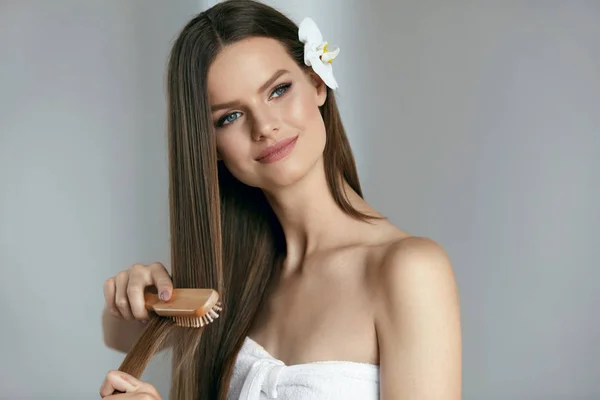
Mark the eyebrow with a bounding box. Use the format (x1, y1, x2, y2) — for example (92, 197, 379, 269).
(210, 69, 290, 112)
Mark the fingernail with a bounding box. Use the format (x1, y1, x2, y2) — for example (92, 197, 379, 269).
(160, 291, 169, 301)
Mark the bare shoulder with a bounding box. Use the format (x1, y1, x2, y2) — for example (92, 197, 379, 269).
(379, 235, 455, 280)
(372, 235, 462, 398)
(373, 235, 459, 316)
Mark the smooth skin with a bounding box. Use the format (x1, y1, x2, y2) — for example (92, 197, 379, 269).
(101, 36, 462, 399)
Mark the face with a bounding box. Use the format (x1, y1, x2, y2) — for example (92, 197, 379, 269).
(207, 37, 328, 191)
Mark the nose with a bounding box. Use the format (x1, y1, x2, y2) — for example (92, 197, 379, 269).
(251, 106, 279, 142)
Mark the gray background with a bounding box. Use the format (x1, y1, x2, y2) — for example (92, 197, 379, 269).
(1, 0, 598, 398)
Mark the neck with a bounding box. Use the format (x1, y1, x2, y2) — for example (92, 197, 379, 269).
(263, 158, 380, 269)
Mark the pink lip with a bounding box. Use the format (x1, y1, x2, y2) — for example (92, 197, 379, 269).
(256, 135, 299, 164)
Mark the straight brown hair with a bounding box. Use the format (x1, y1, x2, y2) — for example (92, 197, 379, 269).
(115, 1, 377, 398)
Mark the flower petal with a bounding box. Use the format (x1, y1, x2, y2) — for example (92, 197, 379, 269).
(298, 17, 323, 45)
(321, 46, 340, 64)
(299, 17, 339, 90)
(310, 57, 338, 90)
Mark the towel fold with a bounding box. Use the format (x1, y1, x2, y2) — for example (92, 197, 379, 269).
(228, 337, 379, 400)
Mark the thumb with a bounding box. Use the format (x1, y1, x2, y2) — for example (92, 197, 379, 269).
(149, 263, 173, 301)
(155, 275, 173, 301)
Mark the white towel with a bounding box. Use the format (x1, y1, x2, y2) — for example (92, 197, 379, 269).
(228, 337, 379, 400)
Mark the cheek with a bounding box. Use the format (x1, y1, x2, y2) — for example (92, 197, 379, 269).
(217, 132, 248, 166)
(284, 91, 327, 174)
(216, 131, 258, 182)
(285, 92, 326, 149)
(287, 89, 319, 123)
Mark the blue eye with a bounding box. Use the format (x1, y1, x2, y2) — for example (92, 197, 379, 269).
(271, 83, 292, 98)
(217, 111, 242, 127)
(215, 83, 291, 128)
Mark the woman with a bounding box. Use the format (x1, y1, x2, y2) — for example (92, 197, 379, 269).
(100, 0, 462, 398)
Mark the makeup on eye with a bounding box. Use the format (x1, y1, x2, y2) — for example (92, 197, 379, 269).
(214, 82, 293, 127)
(271, 82, 292, 98)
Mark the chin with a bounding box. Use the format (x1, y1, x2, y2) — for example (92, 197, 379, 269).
(261, 150, 325, 191)
(226, 160, 305, 190)
(264, 137, 325, 189)
(264, 164, 309, 189)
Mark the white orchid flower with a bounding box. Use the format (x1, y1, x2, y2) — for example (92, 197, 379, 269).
(298, 17, 340, 90)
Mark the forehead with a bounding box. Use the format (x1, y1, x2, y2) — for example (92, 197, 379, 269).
(207, 37, 299, 100)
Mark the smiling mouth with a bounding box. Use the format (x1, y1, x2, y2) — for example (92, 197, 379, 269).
(256, 135, 299, 164)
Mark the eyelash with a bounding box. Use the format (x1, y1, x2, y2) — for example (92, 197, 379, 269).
(215, 82, 292, 128)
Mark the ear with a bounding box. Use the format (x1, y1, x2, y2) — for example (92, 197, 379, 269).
(309, 71, 328, 107)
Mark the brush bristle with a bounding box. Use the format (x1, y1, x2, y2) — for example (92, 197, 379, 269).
(172, 302, 222, 328)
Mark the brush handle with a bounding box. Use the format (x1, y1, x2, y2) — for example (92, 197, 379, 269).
(144, 288, 219, 317)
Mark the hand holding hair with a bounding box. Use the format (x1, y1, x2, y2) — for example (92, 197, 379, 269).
(102, 285, 222, 396)
(99, 370, 161, 399)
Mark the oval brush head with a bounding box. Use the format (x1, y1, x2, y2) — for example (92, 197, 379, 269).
(144, 288, 222, 328)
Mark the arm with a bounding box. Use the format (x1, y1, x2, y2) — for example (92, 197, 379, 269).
(375, 237, 462, 399)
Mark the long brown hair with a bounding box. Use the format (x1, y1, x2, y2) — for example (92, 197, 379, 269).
(116, 0, 375, 398)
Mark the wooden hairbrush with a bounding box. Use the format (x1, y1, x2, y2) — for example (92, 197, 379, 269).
(110, 289, 223, 395)
(144, 288, 223, 328)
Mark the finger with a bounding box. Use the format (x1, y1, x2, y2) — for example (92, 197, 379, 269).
(115, 271, 134, 320)
(99, 371, 160, 399)
(105, 389, 161, 399)
(127, 265, 152, 320)
(99, 370, 137, 397)
(103, 277, 120, 317)
(149, 262, 173, 301)
(105, 394, 158, 399)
